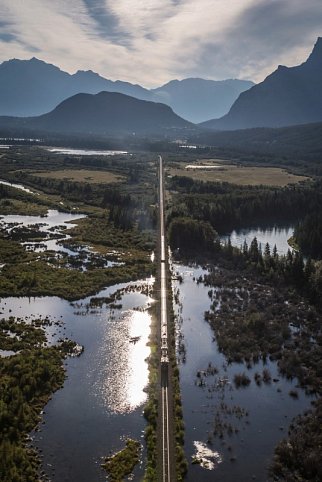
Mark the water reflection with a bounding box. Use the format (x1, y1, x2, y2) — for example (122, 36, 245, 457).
(46, 148, 128, 156)
(221, 225, 294, 255)
(127, 311, 151, 409)
(172, 263, 314, 482)
(0, 277, 153, 481)
(193, 441, 222, 469)
(96, 309, 151, 413)
(0, 349, 17, 357)
(0, 209, 84, 230)
(0, 209, 85, 254)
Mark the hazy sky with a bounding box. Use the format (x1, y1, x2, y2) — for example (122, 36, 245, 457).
(0, 0, 321, 87)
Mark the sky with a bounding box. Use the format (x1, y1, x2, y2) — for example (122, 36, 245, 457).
(0, 0, 321, 87)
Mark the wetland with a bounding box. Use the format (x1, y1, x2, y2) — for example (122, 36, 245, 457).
(0, 146, 156, 481)
(167, 159, 322, 481)
(172, 251, 320, 481)
(1, 145, 322, 481)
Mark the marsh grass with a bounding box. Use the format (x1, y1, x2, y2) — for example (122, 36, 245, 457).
(233, 373, 251, 388)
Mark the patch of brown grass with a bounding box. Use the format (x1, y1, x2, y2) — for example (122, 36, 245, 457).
(32, 169, 125, 184)
(168, 163, 309, 187)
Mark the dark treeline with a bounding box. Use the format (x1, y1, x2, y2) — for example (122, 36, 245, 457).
(169, 175, 235, 195)
(62, 155, 128, 169)
(168, 176, 322, 234)
(101, 189, 131, 208)
(294, 212, 322, 259)
(0, 185, 14, 198)
(230, 238, 321, 305)
(200, 236, 321, 313)
(179, 233, 322, 312)
(190, 121, 322, 164)
(168, 217, 217, 252)
(101, 189, 134, 230)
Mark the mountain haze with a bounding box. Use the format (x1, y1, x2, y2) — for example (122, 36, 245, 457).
(0, 91, 192, 136)
(152, 78, 254, 123)
(201, 37, 322, 131)
(0, 58, 253, 122)
(0, 58, 153, 117)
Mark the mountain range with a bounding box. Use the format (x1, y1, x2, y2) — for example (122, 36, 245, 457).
(152, 78, 254, 122)
(0, 91, 192, 136)
(0, 37, 321, 139)
(0, 57, 253, 123)
(201, 37, 322, 130)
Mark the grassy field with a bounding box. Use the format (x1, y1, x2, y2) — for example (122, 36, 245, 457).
(168, 162, 309, 186)
(32, 169, 125, 184)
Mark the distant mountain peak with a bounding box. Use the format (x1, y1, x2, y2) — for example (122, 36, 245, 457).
(75, 69, 96, 75)
(18, 57, 51, 66)
(0, 90, 192, 136)
(74, 69, 101, 79)
(201, 36, 322, 131)
(1, 57, 62, 73)
(307, 36, 322, 64)
(3, 57, 41, 65)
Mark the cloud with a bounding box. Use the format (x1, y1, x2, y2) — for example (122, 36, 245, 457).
(214, 0, 322, 81)
(0, 0, 321, 86)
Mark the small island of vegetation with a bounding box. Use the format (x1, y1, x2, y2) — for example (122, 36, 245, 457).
(101, 439, 141, 481)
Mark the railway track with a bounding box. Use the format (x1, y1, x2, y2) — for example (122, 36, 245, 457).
(158, 155, 171, 482)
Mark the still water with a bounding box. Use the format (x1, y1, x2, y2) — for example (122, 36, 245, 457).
(221, 225, 294, 255)
(0, 278, 154, 481)
(45, 148, 128, 156)
(172, 264, 314, 481)
(0, 212, 306, 480)
(0, 178, 39, 195)
(0, 209, 85, 255)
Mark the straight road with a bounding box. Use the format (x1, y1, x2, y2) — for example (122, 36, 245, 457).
(158, 155, 171, 482)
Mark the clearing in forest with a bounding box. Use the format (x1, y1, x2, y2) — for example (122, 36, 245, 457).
(32, 169, 125, 184)
(169, 162, 309, 186)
